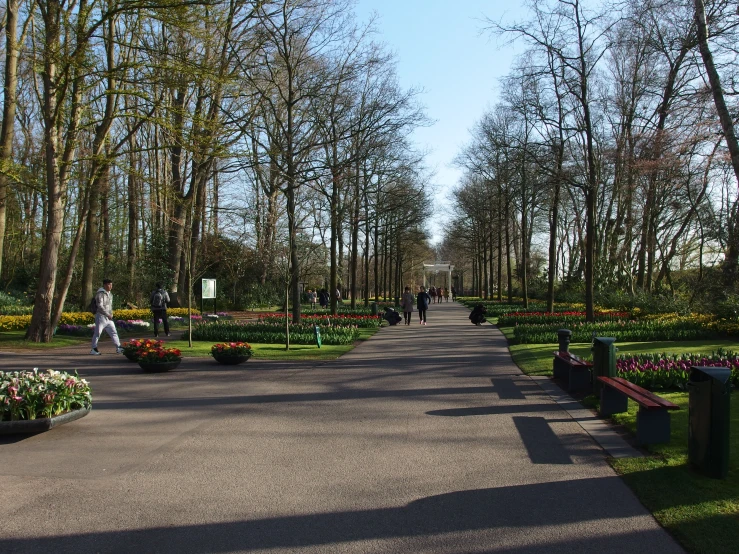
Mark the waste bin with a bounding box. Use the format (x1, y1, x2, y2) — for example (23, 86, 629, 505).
(371, 302, 379, 316)
(592, 337, 617, 394)
(688, 366, 731, 479)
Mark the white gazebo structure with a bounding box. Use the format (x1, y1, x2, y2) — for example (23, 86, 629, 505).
(422, 261, 454, 289)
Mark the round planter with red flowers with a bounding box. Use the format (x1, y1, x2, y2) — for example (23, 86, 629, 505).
(121, 339, 164, 363)
(210, 342, 252, 366)
(135, 345, 182, 373)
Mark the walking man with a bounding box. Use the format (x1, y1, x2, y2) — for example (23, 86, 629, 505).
(150, 282, 171, 337)
(90, 279, 124, 355)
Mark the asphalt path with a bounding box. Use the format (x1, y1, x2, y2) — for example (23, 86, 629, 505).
(0, 302, 683, 553)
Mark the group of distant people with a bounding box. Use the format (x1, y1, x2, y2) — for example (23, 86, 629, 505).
(398, 285, 457, 326)
(305, 288, 340, 309)
(427, 286, 451, 303)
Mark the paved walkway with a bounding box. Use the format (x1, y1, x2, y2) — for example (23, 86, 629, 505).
(0, 302, 683, 553)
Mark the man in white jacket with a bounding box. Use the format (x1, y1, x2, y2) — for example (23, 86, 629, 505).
(90, 279, 124, 355)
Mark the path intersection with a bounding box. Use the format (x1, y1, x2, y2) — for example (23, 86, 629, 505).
(0, 302, 683, 553)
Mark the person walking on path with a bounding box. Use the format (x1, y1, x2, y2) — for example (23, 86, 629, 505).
(400, 286, 415, 325)
(308, 289, 317, 309)
(417, 285, 431, 325)
(429, 286, 437, 304)
(445, 287, 450, 302)
(90, 279, 124, 355)
(150, 283, 171, 337)
(319, 289, 329, 309)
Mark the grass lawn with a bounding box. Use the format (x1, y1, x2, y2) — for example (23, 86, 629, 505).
(505, 327, 739, 554)
(0, 332, 90, 349)
(0, 327, 379, 361)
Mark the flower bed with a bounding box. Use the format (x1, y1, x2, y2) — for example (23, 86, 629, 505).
(460, 300, 585, 319)
(617, 351, 739, 390)
(511, 317, 735, 344)
(115, 319, 151, 332)
(259, 313, 382, 328)
(0, 369, 92, 421)
(121, 339, 164, 360)
(303, 304, 394, 316)
(55, 323, 94, 337)
(137, 345, 181, 363)
(0, 308, 200, 331)
(191, 321, 359, 345)
(497, 311, 630, 327)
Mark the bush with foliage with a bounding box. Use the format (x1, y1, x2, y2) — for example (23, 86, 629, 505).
(1, 369, 92, 421)
(0, 291, 33, 316)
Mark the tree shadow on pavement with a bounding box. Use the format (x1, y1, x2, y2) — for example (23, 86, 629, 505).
(0, 477, 679, 554)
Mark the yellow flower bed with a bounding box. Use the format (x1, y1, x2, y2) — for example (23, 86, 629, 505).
(641, 312, 715, 324)
(0, 315, 31, 331)
(0, 308, 200, 331)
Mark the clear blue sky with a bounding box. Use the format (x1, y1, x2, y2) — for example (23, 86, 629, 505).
(353, 1, 526, 240)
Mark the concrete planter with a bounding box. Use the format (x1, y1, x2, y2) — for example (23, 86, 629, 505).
(212, 354, 251, 365)
(138, 360, 180, 372)
(0, 408, 91, 435)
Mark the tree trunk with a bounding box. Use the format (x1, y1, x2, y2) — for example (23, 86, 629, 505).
(0, 0, 20, 281)
(694, 0, 739, 278)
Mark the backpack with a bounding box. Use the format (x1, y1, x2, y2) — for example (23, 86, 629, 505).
(151, 290, 165, 309)
(87, 295, 97, 315)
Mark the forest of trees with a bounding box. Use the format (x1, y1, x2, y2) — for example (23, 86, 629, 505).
(0, 0, 438, 342)
(443, 0, 739, 320)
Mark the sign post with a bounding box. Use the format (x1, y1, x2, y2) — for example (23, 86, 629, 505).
(202, 279, 217, 314)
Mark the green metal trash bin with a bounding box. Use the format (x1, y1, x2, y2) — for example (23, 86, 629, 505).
(688, 366, 731, 479)
(371, 302, 379, 316)
(592, 336, 617, 394)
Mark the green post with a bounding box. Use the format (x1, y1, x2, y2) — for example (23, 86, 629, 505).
(689, 366, 731, 479)
(592, 337, 617, 393)
(313, 325, 322, 349)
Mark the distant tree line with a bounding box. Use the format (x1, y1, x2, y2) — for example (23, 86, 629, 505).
(0, 0, 433, 341)
(446, 0, 739, 318)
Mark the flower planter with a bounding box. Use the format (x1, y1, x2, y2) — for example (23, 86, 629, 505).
(138, 360, 180, 373)
(123, 351, 139, 362)
(0, 408, 91, 435)
(212, 354, 251, 365)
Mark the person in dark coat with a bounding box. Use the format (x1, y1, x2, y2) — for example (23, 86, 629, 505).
(150, 283, 171, 337)
(318, 289, 329, 308)
(417, 286, 432, 325)
(400, 286, 415, 325)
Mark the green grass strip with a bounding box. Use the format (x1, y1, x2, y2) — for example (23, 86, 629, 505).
(506, 330, 739, 554)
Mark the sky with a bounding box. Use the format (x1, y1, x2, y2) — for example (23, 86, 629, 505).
(353, 1, 527, 242)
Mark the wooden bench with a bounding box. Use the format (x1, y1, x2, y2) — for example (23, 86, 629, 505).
(597, 376, 680, 445)
(552, 352, 593, 392)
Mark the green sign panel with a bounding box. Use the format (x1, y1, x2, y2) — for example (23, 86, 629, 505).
(314, 325, 322, 348)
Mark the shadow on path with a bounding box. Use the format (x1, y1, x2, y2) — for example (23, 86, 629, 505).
(0, 477, 661, 553)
